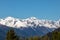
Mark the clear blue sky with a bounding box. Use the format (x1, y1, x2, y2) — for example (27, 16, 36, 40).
(0, 0, 60, 20)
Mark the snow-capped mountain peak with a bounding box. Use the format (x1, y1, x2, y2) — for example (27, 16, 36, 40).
(0, 17, 60, 28)
(0, 17, 60, 40)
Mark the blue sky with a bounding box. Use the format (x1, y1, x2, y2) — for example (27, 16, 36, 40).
(0, 0, 60, 20)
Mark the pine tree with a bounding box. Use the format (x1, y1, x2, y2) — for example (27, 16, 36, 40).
(5, 28, 19, 40)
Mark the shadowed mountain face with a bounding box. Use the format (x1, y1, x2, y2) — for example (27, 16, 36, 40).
(0, 24, 55, 40)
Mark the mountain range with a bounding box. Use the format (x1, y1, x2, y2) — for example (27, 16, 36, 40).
(0, 17, 60, 40)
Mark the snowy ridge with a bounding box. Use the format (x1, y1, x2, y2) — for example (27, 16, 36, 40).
(0, 17, 60, 28)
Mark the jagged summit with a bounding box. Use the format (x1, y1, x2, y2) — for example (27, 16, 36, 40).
(0, 17, 60, 28)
